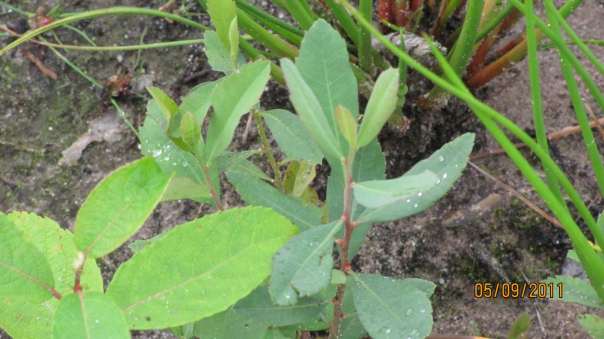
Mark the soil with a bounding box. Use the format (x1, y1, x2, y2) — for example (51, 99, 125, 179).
(1, 1, 604, 338)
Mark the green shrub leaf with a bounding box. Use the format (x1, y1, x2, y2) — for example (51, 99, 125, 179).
(357, 68, 400, 148)
(180, 81, 216, 128)
(335, 105, 358, 150)
(281, 58, 342, 160)
(227, 170, 322, 231)
(204, 61, 271, 163)
(544, 275, 604, 308)
(0, 297, 55, 339)
(207, 0, 237, 52)
(354, 171, 439, 209)
(350, 273, 434, 339)
(147, 86, 178, 123)
(263, 109, 324, 164)
(8, 212, 103, 293)
(358, 133, 474, 223)
(578, 314, 604, 338)
(74, 157, 171, 258)
(53, 292, 130, 339)
(270, 221, 342, 305)
(0, 214, 55, 302)
(106, 207, 297, 329)
(139, 100, 210, 201)
(203, 31, 244, 74)
(234, 286, 329, 327)
(193, 307, 267, 339)
(296, 19, 359, 147)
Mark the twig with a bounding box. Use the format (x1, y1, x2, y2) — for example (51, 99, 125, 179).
(471, 117, 604, 160)
(23, 50, 58, 79)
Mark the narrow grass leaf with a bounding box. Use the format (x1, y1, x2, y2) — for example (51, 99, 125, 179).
(270, 221, 342, 305)
(74, 157, 171, 258)
(106, 207, 297, 329)
(53, 292, 130, 339)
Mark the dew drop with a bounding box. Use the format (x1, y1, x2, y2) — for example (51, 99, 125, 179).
(442, 173, 448, 179)
(438, 155, 444, 162)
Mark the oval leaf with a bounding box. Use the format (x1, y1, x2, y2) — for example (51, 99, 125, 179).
(53, 292, 130, 339)
(269, 221, 342, 306)
(357, 68, 400, 148)
(358, 133, 474, 223)
(281, 58, 342, 160)
(106, 207, 297, 329)
(74, 157, 171, 258)
(0, 214, 55, 302)
(350, 273, 434, 339)
(263, 109, 324, 164)
(204, 60, 271, 163)
(354, 171, 439, 209)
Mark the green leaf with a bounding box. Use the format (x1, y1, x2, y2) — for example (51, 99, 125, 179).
(544, 275, 604, 308)
(147, 87, 178, 123)
(203, 31, 244, 74)
(74, 157, 171, 258)
(507, 312, 531, 339)
(579, 314, 604, 339)
(234, 286, 329, 327)
(53, 292, 130, 339)
(350, 273, 434, 339)
(263, 109, 324, 164)
(296, 19, 359, 153)
(358, 133, 474, 223)
(0, 297, 55, 339)
(139, 100, 210, 200)
(281, 58, 342, 160)
(270, 221, 342, 305)
(0, 214, 55, 302)
(179, 110, 201, 150)
(354, 171, 439, 209)
(357, 68, 400, 148)
(0, 213, 103, 339)
(193, 307, 267, 339)
(180, 81, 216, 128)
(8, 212, 103, 293)
(216, 151, 270, 181)
(207, 0, 237, 52)
(204, 61, 271, 163)
(227, 170, 322, 231)
(228, 17, 240, 68)
(106, 207, 297, 329)
(335, 105, 358, 149)
(283, 160, 317, 198)
(264, 327, 297, 339)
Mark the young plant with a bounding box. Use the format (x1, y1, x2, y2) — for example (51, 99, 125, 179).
(220, 20, 475, 339)
(339, 1, 604, 336)
(0, 158, 297, 338)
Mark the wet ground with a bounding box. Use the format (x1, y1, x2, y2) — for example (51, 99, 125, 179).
(1, 0, 604, 338)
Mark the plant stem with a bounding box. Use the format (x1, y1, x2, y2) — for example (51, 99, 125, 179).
(0, 6, 208, 55)
(447, 0, 484, 77)
(236, 8, 299, 58)
(202, 165, 223, 210)
(329, 154, 356, 339)
(253, 110, 282, 188)
(235, 0, 303, 45)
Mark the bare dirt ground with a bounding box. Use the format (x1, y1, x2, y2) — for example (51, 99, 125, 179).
(1, 1, 604, 338)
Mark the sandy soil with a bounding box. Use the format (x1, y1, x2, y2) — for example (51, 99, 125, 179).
(1, 1, 604, 338)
